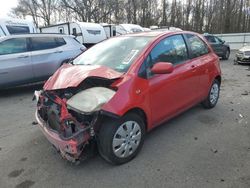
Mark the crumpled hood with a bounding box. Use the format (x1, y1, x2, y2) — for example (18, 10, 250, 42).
(43, 64, 123, 90)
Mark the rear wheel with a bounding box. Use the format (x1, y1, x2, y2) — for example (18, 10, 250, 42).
(222, 49, 230, 60)
(202, 79, 220, 109)
(97, 113, 145, 165)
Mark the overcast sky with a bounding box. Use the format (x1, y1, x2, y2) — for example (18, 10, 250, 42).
(0, 0, 18, 17)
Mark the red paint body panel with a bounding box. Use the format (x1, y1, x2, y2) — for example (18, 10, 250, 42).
(35, 111, 79, 155)
(151, 62, 174, 74)
(43, 64, 123, 90)
(101, 31, 221, 130)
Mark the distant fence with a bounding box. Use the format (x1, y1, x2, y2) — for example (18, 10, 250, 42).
(214, 33, 250, 50)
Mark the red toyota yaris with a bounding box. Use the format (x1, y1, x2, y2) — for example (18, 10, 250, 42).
(34, 30, 221, 164)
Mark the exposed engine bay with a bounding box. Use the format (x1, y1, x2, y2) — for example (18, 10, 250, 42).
(35, 77, 118, 162)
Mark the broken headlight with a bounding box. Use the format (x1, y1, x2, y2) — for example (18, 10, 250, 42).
(66, 87, 115, 114)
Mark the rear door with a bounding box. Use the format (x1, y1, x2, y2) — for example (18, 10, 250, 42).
(147, 34, 200, 126)
(30, 36, 65, 79)
(0, 37, 33, 86)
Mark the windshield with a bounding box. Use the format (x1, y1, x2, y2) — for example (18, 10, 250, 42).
(73, 36, 153, 72)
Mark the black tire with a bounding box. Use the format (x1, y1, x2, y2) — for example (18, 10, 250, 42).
(97, 113, 146, 165)
(222, 49, 230, 60)
(202, 79, 220, 109)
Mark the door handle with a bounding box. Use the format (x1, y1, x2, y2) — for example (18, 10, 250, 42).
(18, 55, 29, 58)
(54, 51, 63, 53)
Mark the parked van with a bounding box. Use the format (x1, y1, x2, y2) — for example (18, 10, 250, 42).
(40, 22, 107, 48)
(0, 18, 36, 37)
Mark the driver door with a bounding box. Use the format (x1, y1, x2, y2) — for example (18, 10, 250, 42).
(147, 34, 200, 127)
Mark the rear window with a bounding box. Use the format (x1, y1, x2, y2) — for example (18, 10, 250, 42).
(31, 37, 66, 51)
(6, 25, 30, 34)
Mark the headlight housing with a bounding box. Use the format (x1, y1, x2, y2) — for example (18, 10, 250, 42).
(66, 87, 116, 114)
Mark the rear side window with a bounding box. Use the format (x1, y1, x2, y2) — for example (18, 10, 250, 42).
(186, 34, 209, 58)
(31, 37, 65, 51)
(56, 37, 66, 46)
(0, 38, 27, 55)
(6, 25, 30, 34)
(150, 34, 188, 66)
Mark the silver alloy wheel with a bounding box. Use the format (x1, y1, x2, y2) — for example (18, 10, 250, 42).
(112, 121, 141, 158)
(210, 83, 219, 105)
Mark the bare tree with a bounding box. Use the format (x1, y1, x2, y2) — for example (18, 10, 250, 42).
(10, 0, 250, 33)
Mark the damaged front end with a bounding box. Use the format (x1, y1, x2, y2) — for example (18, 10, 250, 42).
(35, 77, 117, 163)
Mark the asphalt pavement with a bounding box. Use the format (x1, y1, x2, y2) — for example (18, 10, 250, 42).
(0, 52, 250, 188)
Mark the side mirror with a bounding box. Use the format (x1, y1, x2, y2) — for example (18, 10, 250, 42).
(151, 62, 174, 74)
(221, 40, 225, 44)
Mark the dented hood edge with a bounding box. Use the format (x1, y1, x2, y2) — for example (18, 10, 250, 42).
(43, 64, 123, 90)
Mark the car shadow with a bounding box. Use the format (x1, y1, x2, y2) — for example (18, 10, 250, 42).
(145, 105, 202, 138)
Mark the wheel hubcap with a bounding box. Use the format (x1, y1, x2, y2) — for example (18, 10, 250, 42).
(210, 83, 219, 105)
(112, 121, 141, 158)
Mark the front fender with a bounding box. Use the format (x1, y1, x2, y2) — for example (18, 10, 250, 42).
(101, 76, 153, 129)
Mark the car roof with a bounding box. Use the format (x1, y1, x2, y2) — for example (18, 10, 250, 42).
(0, 33, 73, 40)
(203, 33, 214, 36)
(119, 30, 201, 41)
(121, 30, 183, 38)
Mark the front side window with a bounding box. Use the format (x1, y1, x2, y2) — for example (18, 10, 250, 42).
(31, 37, 63, 51)
(186, 34, 209, 58)
(0, 38, 27, 55)
(6, 25, 30, 34)
(150, 34, 188, 67)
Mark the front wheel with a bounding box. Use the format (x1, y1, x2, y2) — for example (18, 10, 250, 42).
(202, 79, 220, 109)
(97, 113, 145, 165)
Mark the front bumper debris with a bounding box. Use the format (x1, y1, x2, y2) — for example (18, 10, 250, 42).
(34, 90, 94, 163)
(36, 110, 90, 162)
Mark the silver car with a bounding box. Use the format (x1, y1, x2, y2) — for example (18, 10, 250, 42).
(235, 45, 250, 64)
(0, 34, 86, 88)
